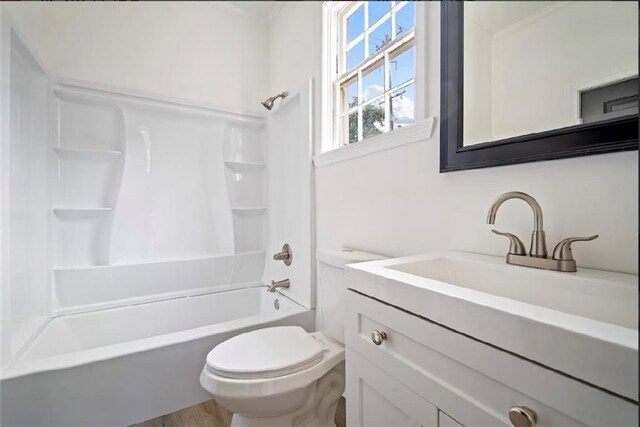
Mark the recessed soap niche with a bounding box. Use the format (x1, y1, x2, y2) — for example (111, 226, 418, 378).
(51, 85, 267, 313)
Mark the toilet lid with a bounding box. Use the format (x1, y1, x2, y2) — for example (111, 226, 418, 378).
(206, 326, 324, 379)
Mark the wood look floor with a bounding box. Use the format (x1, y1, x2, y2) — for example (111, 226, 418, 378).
(131, 397, 346, 427)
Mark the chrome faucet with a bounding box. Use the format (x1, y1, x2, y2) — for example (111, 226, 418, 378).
(487, 191, 547, 257)
(487, 191, 598, 272)
(267, 278, 290, 292)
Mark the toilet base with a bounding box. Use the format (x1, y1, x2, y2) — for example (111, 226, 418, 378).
(230, 365, 345, 427)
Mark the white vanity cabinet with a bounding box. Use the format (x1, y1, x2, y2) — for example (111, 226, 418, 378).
(344, 290, 638, 427)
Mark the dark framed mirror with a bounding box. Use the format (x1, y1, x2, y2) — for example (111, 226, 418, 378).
(440, 2, 638, 173)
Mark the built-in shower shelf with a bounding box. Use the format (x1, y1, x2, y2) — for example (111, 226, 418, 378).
(111, 253, 234, 266)
(53, 207, 113, 218)
(53, 147, 123, 161)
(224, 161, 266, 171)
(54, 265, 109, 271)
(231, 207, 266, 213)
(53, 253, 234, 272)
(235, 250, 266, 256)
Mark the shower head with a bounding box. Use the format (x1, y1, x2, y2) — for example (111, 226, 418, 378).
(261, 91, 289, 110)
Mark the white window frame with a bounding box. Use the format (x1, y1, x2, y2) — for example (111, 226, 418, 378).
(318, 1, 429, 160)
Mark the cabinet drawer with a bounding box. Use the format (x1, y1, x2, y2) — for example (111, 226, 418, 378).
(345, 290, 638, 426)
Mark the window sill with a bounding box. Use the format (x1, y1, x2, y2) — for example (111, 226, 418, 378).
(313, 117, 435, 168)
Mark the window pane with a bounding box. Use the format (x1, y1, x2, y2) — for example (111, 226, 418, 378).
(368, 18, 392, 57)
(395, 2, 415, 36)
(341, 77, 359, 111)
(347, 40, 365, 71)
(363, 97, 385, 140)
(362, 61, 385, 102)
(347, 5, 364, 44)
(348, 112, 358, 144)
(390, 45, 414, 88)
(390, 83, 414, 130)
(368, 1, 391, 27)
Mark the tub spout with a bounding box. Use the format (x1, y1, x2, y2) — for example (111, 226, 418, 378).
(267, 279, 290, 292)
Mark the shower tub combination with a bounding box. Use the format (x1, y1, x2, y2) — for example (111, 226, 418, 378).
(1, 287, 312, 426)
(1, 54, 314, 425)
(2, 23, 316, 425)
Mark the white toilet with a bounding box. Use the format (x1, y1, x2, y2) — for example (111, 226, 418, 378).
(200, 248, 385, 426)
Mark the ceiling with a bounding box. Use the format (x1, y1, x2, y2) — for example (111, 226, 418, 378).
(466, 1, 559, 35)
(217, 1, 280, 20)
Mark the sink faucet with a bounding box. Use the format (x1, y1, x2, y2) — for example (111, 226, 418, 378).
(267, 278, 290, 292)
(487, 191, 598, 272)
(487, 191, 547, 258)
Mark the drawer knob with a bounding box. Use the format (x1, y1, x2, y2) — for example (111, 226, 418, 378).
(371, 330, 387, 346)
(509, 406, 536, 427)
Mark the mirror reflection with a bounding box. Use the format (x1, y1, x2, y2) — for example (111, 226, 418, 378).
(463, 1, 638, 146)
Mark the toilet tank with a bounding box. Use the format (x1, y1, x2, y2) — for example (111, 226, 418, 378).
(316, 248, 386, 344)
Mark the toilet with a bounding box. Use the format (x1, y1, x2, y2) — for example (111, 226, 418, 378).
(199, 248, 385, 426)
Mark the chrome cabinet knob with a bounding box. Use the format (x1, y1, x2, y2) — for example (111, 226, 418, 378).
(371, 330, 387, 346)
(509, 406, 536, 427)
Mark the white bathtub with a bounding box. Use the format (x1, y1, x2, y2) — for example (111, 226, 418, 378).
(0, 286, 313, 426)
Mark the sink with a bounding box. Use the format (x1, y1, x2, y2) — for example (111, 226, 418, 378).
(345, 251, 638, 401)
(388, 254, 637, 329)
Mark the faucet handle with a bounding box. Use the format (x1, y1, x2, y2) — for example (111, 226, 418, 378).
(492, 229, 527, 255)
(273, 243, 292, 266)
(552, 235, 598, 261)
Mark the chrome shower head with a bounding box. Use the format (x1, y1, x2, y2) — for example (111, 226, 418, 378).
(261, 98, 275, 110)
(261, 91, 289, 110)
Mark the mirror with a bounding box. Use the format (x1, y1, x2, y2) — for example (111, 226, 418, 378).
(440, 2, 638, 172)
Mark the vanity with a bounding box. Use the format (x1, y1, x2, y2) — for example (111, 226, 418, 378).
(343, 252, 638, 426)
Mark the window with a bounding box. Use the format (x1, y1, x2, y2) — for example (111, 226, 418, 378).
(335, 2, 416, 146)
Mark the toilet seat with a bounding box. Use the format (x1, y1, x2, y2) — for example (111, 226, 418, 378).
(206, 326, 324, 379)
(200, 330, 344, 400)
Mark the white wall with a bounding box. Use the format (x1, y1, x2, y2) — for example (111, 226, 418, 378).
(268, 2, 320, 100)
(269, 2, 638, 275)
(5, 2, 269, 113)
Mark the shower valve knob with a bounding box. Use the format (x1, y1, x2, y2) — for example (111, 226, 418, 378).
(273, 243, 292, 266)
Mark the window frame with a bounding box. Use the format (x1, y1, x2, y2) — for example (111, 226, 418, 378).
(321, 1, 427, 156)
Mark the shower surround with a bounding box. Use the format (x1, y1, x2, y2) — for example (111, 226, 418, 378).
(50, 84, 268, 313)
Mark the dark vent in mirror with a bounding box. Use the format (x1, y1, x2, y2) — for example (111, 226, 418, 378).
(580, 77, 638, 124)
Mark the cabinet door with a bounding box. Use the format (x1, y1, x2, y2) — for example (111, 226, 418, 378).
(346, 349, 441, 427)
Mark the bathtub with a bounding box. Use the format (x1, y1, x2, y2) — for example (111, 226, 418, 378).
(0, 286, 313, 426)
